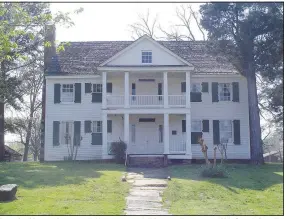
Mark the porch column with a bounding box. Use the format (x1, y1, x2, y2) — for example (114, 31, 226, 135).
(186, 71, 191, 108)
(124, 72, 129, 108)
(124, 113, 130, 151)
(186, 113, 192, 156)
(164, 113, 170, 154)
(102, 72, 107, 109)
(163, 72, 168, 108)
(102, 112, 108, 158)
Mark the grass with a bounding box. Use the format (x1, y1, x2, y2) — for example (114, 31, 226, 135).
(163, 163, 283, 215)
(0, 162, 129, 215)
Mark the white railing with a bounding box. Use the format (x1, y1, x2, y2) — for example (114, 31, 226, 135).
(106, 95, 124, 106)
(130, 95, 164, 107)
(169, 140, 186, 154)
(168, 95, 186, 107)
(128, 143, 164, 154)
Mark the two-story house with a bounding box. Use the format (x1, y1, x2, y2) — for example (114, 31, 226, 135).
(43, 25, 250, 163)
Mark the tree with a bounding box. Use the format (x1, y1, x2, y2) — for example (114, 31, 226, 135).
(200, 3, 283, 164)
(0, 3, 82, 161)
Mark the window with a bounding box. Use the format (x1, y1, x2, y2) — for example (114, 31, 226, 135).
(131, 124, 136, 143)
(139, 118, 155, 122)
(142, 51, 152, 63)
(219, 120, 232, 143)
(61, 84, 74, 102)
(92, 121, 102, 133)
(61, 121, 73, 145)
(159, 125, 163, 143)
(191, 120, 202, 132)
(218, 83, 231, 101)
(92, 84, 102, 93)
(191, 83, 201, 93)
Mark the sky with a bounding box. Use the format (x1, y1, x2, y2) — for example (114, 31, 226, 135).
(50, 3, 205, 42)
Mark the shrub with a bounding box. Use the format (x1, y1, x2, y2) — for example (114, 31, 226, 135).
(110, 140, 127, 164)
(200, 165, 228, 178)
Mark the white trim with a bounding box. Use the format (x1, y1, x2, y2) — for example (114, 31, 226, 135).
(45, 75, 100, 79)
(99, 35, 193, 67)
(104, 108, 190, 115)
(98, 66, 194, 72)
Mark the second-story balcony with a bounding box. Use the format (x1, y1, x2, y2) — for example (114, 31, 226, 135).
(106, 94, 186, 108)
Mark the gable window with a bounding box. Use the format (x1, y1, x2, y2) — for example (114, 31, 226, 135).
(218, 83, 231, 101)
(93, 84, 102, 93)
(92, 121, 102, 133)
(191, 83, 201, 93)
(61, 121, 73, 145)
(219, 120, 232, 143)
(142, 51, 152, 63)
(61, 84, 74, 102)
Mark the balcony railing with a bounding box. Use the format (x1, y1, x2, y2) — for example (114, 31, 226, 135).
(169, 140, 186, 154)
(106, 95, 187, 108)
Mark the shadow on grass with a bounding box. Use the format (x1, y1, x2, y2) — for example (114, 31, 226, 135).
(0, 161, 125, 189)
(167, 163, 283, 191)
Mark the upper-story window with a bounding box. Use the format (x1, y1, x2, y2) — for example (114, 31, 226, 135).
(142, 51, 152, 63)
(218, 83, 231, 101)
(191, 83, 202, 93)
(61, 84, 74, 102)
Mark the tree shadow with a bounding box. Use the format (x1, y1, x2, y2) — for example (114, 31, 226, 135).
(0, 161, 125, 189)
(126, 167, 170, 179)
(167, 163, 283, 191)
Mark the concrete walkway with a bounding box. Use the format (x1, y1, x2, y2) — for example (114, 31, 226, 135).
(124, 168, 171, 215)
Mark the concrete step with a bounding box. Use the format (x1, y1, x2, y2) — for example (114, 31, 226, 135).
(126, 199, 163, 209)
(126, 195, 162, 202)
(133, 179, 167, 187)
(129, 189, 162, 197)
(125, 210, 170, 215)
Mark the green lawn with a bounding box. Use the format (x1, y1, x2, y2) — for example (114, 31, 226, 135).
(0, 162, 129, 215)
(163, 163, 283, 215)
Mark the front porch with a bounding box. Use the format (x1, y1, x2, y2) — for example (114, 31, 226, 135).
(104, 113, 192, 158)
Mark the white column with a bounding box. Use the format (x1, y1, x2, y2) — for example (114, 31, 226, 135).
(164, 113, 169, 154)
(186, 113, 192, 157)
(124, 113, 130, 152)
(102, 112, 108, 158)
(186, 71, 191, 108)
(163, 72, 168, 108)
(102, 72, 107, 109)
(124, 72, 129, 108)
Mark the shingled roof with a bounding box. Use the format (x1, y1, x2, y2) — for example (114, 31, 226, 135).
(48, 40, 239, 75)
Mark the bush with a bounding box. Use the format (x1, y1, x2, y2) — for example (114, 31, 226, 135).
(110, 140, 127, 164)
(200, 165, 228, 178)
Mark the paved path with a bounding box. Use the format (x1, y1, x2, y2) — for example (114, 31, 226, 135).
(124, 168, 171, 215)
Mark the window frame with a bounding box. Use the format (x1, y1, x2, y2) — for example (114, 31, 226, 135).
(218, 83, 232, 101)
(219, 120, 233, 143)
(61, 121, 73, 145)
(92, 121, 102, 133)
(141, 50, 152, 64)
(191, 120, 202, 132)
(191, 83, 202, 93)
(92, 84, 102, 93)
(61, 84, 74, 103)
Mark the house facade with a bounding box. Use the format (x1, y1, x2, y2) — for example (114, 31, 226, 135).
(43, 30, 250, 161)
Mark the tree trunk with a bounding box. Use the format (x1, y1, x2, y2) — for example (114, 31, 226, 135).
(33, 153, 37, 161)
(246, 68, 264, 164)
(0, 102, 4, 161)
(23, 107, 34, 161)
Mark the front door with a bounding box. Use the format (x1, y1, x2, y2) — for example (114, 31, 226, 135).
(137, 122, 159, 154)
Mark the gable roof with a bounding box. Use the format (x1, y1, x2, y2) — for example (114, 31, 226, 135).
(47, 39, 239, 75)
(100, 35, 193, 67)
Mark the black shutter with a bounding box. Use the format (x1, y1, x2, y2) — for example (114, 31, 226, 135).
(74, 83, 81, 103)
(212, 82, 219, 102)
(191, 132, 203, 144)
(232, 82, 239, 102)
(92, 93, 102, 103)
(158, 83, 162, 101)
(202, 120, 209, 132)
(182, 120, 186, 133)
(85, 83, 92, 93)
(107, 120, 112, 133)
(233, 120, 241, 145)
(181, 82, 186, 92)
(190, 92, 202, 102)
(84, 121, 91, 133)
(92, 133, 102, 145)
(107, 83, 112, 93)
(74, 121, 81, 146)
(213, 120, 220, 144)
(54, 84, 61, 103)
(53, 121, 60, 146)
(202, 82, 209, 92)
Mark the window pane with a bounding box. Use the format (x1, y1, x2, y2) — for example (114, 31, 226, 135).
(191, 120, 202, 132)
